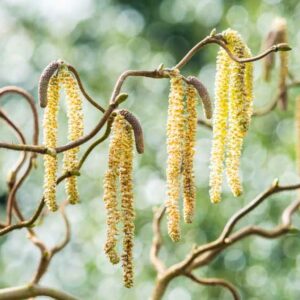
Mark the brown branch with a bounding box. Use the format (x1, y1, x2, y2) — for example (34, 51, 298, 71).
(51, 203, 71, 255)
(0, 109, 27, 178)
(0, 284, 78, 300)
(77, 116, 114, 170)
(0, 86, 39, 146)
(150, 206, 166, 274)
(150, 180, 300, 299)
(31, 203, 71, 284)
(175, 33, 290, 69)
(67, 64, 105, 112)
(185, 273, 240, 300)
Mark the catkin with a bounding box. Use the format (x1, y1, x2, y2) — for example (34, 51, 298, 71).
(209, 47, 230, 204)
(209, 29, 253, 203)
(183, 84, 197, 223)
(103, 114, 124, 264)
(59, 68, 84, 205)
(120, 122, 135, 288)
(224, 30, 250, 197)
(103, 114, 136, 287)
(43, 75, 60, 211)
(166, 69, 185, 242)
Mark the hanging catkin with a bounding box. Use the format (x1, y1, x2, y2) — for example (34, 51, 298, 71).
(209, 47, 230, 204)
(165, 69, 185, 242)
(103, 114, 124, 264)
(183, 84, 197, 223)
(103, 113, 137, 287)
(119, 121, 135, 288)
(209, 29, 253, 203)
(43, 75, 60, 211)
(59, 67, 84, 205)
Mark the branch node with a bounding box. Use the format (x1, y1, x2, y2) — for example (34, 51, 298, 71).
(45, 147, 57, 157)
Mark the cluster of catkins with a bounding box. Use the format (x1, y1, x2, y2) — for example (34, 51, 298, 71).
(102, 110, 144, 288)
(41, 60, 84, 211)
(209, 29, 253, 204)
(165, 29, 254, 240)
(41, 28, 256, 287)
(165, 69, 212, 242)
(103, 28, 254, 286)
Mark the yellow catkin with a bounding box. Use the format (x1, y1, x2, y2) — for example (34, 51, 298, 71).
(209, 29, 253, 202)
(166, 69, 185, 241)
(120, 121, 135, 288)
(183, 85, 197, 223)
(59, 68, 84, 205)
(209, 48, 230, 204)
(224, 29, 253, 198)
(103, 114, 124, 264)
(295, 98, 300, 175)
(43, 75, 60, 211)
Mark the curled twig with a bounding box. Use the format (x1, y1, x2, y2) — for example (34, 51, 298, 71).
(67, 64, 105, 112)
(187, 76, 212, 119)
(0, 86, 39, 146)
(150, 206, 166, 274)
(119, 109, 144, 154)
(186, 273, 240, 300)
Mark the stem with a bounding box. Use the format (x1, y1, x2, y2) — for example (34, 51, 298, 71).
(0, 284, 78, 300)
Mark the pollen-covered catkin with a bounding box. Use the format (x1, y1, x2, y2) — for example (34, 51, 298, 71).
(120, 122, 135, 288)
(59, 68, 84, 205)
(183, 84, 197, 223)
(166, 69, 185, 241)
(43, 75, 60, 211)
(209, 29, 253, 202)
(209, 48, 230, 204)
(224, 30, 249, 197)
(103, 114, 124, 264)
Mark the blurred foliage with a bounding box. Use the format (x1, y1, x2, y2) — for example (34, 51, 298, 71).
(0, 0, 300, 299)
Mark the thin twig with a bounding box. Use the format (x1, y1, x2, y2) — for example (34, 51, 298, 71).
(186, 273, 240, 300)
(67, 64, 105, 112)
(150, 206, 166, 274)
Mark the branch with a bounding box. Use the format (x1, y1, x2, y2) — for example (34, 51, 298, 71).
(0, 109, 27, 180)
(0, 284, 78, 300)
(0, 86, 39, 146)
(67, 64, 105, 112)
(150, 206, 166, 274)
(150, 180, 300, 299)
(185, 273, 240, 300)
(175, 33, 290, 69)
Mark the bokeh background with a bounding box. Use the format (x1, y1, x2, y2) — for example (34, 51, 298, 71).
(0, 0, 300, 299)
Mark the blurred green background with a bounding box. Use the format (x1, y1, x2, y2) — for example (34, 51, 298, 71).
(0, 0, 300, 299)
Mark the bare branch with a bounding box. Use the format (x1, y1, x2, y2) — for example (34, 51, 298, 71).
(150, 206, 166, 274)
(0, 86, 39, 146)
(0, 284, 78, 300)
(67, 64, 105, 112)
(186, 273, 240, 300)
